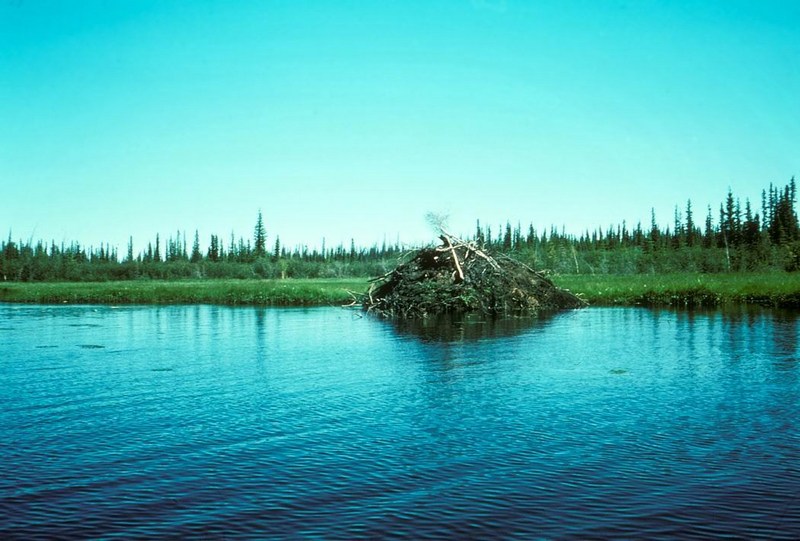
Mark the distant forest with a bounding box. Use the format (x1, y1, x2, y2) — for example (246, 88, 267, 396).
(2, 178, 798, 282)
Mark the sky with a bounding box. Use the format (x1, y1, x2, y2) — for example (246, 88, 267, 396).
(2, 0, 799, 255)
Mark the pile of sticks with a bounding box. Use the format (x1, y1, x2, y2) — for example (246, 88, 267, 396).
(362, 232, 586, 318)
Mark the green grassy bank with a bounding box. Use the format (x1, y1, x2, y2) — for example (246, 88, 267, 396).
(0, 279, 366, 306)
(0, 273, 798, 308)
(554, 273, 800, 308)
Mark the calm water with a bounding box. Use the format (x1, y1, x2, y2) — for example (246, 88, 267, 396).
(1, 304, 799, 539)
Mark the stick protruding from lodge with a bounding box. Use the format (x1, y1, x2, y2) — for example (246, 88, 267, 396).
(362, 232, 587, 318)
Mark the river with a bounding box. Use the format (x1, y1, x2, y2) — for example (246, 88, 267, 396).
(1, 304, 798, 539)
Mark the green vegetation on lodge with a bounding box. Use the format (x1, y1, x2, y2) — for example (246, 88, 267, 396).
(1, 273, 799, 308)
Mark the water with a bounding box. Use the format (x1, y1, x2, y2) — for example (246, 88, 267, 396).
(1, 304, 799, 539)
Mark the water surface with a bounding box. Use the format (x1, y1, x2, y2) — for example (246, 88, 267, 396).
(1, 304, 799, 539)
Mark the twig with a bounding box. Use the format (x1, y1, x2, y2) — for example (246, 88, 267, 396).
(368, 269, 395, 283)
(441, 235, 464, 282)
(497, 253, 551, 282)
(472, 248, 502, 270)
(342, 289, 362, 309)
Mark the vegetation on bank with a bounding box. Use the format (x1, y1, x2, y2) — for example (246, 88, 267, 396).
(1, 179, 799, 283)
(554, 273, 800, 308)
(0, 279, 365, 306)
(1, 274, 799, 308)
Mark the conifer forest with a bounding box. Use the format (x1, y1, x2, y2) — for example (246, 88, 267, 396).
(2, 179, 798, 282)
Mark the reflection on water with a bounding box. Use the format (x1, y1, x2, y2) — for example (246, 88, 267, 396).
(675, 305, 799, 370)
(388, 310, 562, 342)
(1, 304, 799, 539)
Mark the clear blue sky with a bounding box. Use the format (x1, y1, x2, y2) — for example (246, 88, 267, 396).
(2, 0, 798, 254)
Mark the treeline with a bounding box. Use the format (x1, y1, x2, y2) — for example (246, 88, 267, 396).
(0, 212, 404, 281)
(1, 179, 798, 282)
(480, 178, 800, 274)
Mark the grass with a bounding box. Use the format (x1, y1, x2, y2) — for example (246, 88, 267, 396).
(553, 272, 800, 308)
(1, 273, 798, 308)
(0, 279, 368, 306)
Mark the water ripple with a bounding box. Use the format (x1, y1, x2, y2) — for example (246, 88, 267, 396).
(1, 305, 799, 539)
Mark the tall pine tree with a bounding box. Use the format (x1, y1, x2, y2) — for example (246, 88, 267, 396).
(190, 230, 202, 263)
(254, 210, 266, 258)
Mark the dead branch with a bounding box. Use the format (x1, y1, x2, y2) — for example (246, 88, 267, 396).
(440, 234, 464, 282)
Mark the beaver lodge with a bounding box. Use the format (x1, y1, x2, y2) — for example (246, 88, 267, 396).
(362, 232, 587, 319)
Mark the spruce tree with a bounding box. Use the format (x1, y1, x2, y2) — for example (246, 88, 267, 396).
(229, 232, 237, 262)
(701, 205, 713, 249)
(649, 208, 661, 247)
(190, 230, 202, 263)
(208, 234, 220, 262)
(475, 220, 484, 245)
(254, 210, 266, 257)
(672, 205, 683, 249)
(154, 234, 161, 262)
(503, 222, 512, 251)
(742, 200, 760, 248)
(685, 200, 696, 247)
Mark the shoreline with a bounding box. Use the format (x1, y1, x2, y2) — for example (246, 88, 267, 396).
(555, 273, 800, 308)
(0, 279, 366, 307)
(1, 273, 799, 308)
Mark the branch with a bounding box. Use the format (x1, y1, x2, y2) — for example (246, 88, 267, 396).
(442, 234, 464, 282)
